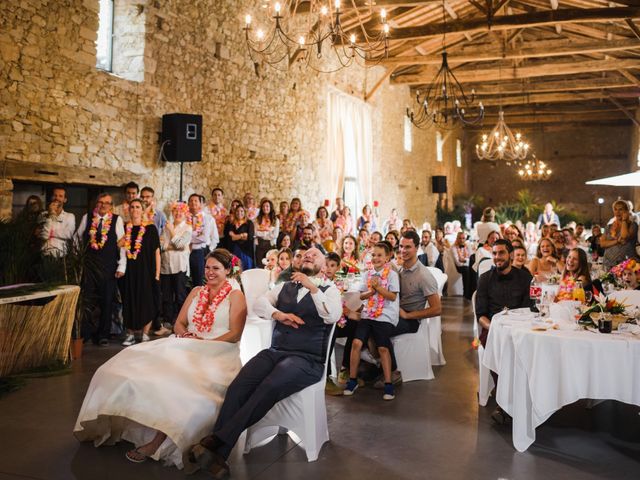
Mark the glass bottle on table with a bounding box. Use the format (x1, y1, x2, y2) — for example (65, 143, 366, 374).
(572, 280, 585, 304)
(530, 276, 542, 313)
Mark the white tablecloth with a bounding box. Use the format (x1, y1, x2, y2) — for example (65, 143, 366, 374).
(483, 309, 640, 452)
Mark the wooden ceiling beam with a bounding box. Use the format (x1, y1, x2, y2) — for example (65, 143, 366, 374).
(477, 90, 637, 107)
(385, 7, 640, 41)
(391, 58, 640, 84)
(369, 37, 640, 66)
(462, 76, 635, 95)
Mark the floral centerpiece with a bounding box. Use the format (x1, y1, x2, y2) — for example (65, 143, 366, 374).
(578, 292, 627, 328)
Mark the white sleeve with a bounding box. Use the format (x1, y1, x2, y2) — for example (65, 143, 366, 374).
(311, 284, 342, 324)
(208, 215, 219, 249)
(75, 214, 88, 240)
(116, 217, 126, 274)
(253, 283, 285, 320)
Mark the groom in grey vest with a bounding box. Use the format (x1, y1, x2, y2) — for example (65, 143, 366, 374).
(188, 248, 341, 478)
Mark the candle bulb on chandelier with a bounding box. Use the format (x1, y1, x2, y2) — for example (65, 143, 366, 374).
(256, 29, 265, 40)
(335, 0, 341, 10)
(350, 34, 356, 44)
(381, 8, 387, 20)
(298, 36, 306, 46)
(274, 2, 281, 14)
(245, 14, 252, 26)
(383, 23, 390, 35)
(320, 5, 328, 15)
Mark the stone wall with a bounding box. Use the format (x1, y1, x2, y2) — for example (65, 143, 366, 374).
(0, 0, 467, 226)
(464, 124, 633, 223)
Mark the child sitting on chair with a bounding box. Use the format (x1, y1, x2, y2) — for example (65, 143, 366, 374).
(343, 241, 399, 400)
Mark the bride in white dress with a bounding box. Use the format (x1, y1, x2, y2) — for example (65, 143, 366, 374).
(74, 249, 247, 468)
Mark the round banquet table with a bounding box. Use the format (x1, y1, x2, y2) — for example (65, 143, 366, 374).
(482, 309, 640, 452)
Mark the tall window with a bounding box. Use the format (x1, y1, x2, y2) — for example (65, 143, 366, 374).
(404, 115, 412, 152)
(436, 131, 444, 162)
(96, 0, 114, 71)
(456, 139, 462, 168)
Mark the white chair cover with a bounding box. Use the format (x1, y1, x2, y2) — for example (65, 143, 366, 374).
(391, 319, 435, 381)
(243, 324, 337, 462)
(477, 257, 493, 277)
(608, 289, 640, 309)
(472, 291, 494, 406)
(426, 267, 448, 366)
(239, 269, 273, 365)
(443, 248, 464, 296)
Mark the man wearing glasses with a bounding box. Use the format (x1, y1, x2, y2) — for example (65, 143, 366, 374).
(76, 193, 127, 346)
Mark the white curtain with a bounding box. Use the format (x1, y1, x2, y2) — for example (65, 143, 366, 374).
(326, 88, 373, 210)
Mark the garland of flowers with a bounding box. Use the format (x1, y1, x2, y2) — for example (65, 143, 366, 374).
(362, 264, 391, 318)
(124, 222, 146, 260)
(341, 255, 359, 274)
(88, 211, 112, 250)
(191, 281, 233, 333)
(187, 212, 204, 235)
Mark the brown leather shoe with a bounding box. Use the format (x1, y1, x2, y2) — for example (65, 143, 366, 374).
(184, 440, 229, 477)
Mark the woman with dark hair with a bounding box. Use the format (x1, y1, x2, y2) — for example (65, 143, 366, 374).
(339, 235, 360, 273)
(120, 199, 161, 346)
(357, 204, 378, 232)
(556, 248, 592, 300)
(282, 197, 308, 240)
(276, 231, 292, 249)
(224, 204, 255, 270)
(75, 249, 246, 468)
(385, 230, 399, 251)
(20, 194, 44, 220)
(253, 198, 279, 266)
(313, 206, 333, 242)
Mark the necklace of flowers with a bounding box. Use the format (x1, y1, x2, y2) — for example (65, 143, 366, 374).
(124, 222, 146, 260)
(258, 216, 271, 230)
(363, 264, 391, 319)
(192, 281, 233, 333)
(89, 211, 113, 250)
(187, 212, 204, 235)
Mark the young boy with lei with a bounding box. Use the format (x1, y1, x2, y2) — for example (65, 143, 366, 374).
(344, 241, 399, 400)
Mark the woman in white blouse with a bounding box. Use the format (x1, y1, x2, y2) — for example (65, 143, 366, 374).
(253, 198, 280, 266)
(158, 201, 193, 335)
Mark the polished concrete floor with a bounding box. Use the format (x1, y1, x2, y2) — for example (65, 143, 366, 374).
(1, 297, 639, 480)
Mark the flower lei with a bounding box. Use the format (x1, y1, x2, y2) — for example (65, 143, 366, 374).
(191, 281, 233, 333)
(88, 211, 112, 250)
(124, 222, 146, 260)
(362, 264, 391, 319)
(341, 255, 359, 274)
(610, 258, 640, 277)
(187, 212, 204, 235)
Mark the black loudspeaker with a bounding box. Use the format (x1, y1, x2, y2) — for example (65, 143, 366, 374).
(161, 113, 202, 162)
(432, 175, 447, 194)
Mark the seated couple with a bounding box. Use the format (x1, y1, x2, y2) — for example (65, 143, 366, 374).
(74, 247, 341, 477)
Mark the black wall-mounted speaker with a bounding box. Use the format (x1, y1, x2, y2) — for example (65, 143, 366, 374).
(432, 175, 447, 194)
(161, 113, 202, 162)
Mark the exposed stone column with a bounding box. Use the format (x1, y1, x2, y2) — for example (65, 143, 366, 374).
(0, 179, 14, 219)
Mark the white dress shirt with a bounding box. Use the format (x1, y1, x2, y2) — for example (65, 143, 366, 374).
(254, 280, 342, 325)
(41, 210, 76, 257)
(76, 213, 127, 274)
(161, 220, 193, 275)
(190, 211, 215, 250)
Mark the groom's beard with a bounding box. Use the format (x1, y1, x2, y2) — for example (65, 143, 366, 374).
(301, 265, 320, 276)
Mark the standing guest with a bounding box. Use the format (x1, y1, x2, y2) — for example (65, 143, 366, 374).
(225, 204, 255, 270)
(524, 221, 538, 245)
(313, 206, 334, 242)
(475, 239, 533, 424)
(330, 197, 345, 222)
(254, 198, 279, 266)
(120, 199, 161, 346)
(600, 200, 639, 270)
(512, 245, 529, 272)
(385, 230, 399, 252)
(334, 206, 355, 236)
(527, 237, 560, 280)
(575, 223, 586, 242)
(400, 218, 415, 235)
(385, 231, 441, 385)
(188, 193, 215, 287)
(76, 193, 126, 345)
(536, 202, 561, 229)
(277, 201, 289, 226)
(276, 232, 292, 249)
(418, 229, 440, 268)
(158, 201, 192, 335)
(282, 197, 307, 240)
(40, 185, 76, 257)
(588, 224, 605, 260)
(452, 231, 472, 299)
(207, 187, 228, 241)
(344, 242, 399, 400)
(357, 204, 378, 232)
(476, 207, 500, 244)
(243, 193, 259, 221)
(187, 249, 340, 478)
(114, 182, 139, 222)
(140, 187, 167, 237)
(21, 195, 44, 220)
(382, 208, 401, 235)
(294, 224, 327, 254)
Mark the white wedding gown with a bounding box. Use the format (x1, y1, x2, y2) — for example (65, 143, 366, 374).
(74, 288, 242, 468)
